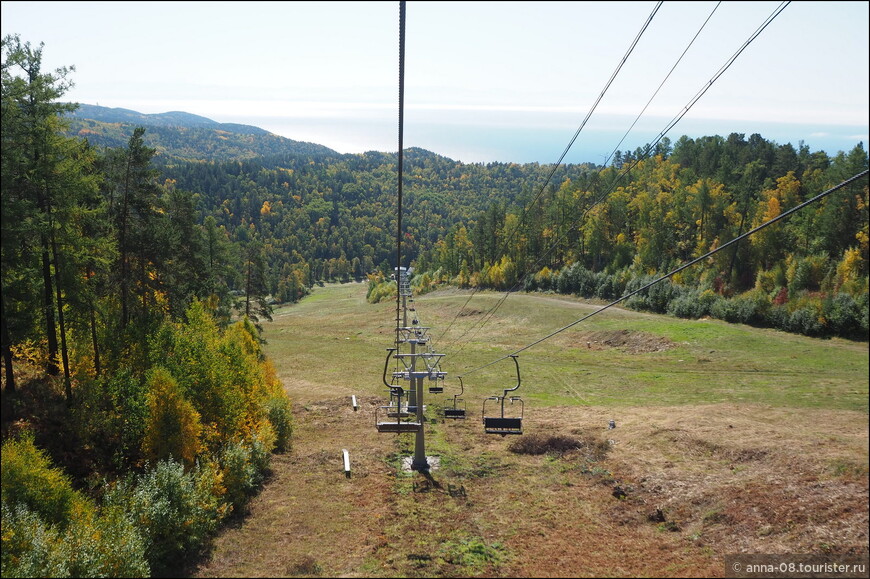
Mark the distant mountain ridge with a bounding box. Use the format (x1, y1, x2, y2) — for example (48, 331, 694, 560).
(64, 103, 339, 162)
(68, 104, 270, 134)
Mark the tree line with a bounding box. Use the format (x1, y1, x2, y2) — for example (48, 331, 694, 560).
(400, 136, 868, 339)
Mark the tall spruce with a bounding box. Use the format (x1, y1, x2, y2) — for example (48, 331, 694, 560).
(1, 34, 91, 392)
(102, 127, 160, 329)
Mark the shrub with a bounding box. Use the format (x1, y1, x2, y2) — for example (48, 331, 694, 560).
(218, 422, 275, 511)
(1, 432, 86, 528)
(645, 278, 683, 313)
(366, 275, 396, 304)
(788, 254, 829, 296)
(765, 304, 792, 331)
(265, 394, 294, 452)
(788, 307, 825, 337)
(667, 292, 704, 319)
(142, 367, 203, 469)
(595, 272, 623, 300)
(1, 442, 150, 578)
(218, 440, 257, 510)
(732, 289, 771, 325)
(261, 358, 293, 452)
(823, 292, 866, 339)
(105, 458, 227, 572)
(710, 296, 740, 323)
(2, 501, 67, 578)
(55, 505, 149, 578)
(100, 368, 149, 469)
(249, 421, 276, 474)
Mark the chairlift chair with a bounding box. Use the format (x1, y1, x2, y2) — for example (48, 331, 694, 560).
(443, 376, 467, 420)
(376, 386, 422, 433)
(482, 355, 524, 436)
(428, 365, 445, 394)
(376, 348, 420, 433)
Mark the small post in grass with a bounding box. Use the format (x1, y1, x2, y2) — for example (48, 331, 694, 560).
(342, 449, 351, 478)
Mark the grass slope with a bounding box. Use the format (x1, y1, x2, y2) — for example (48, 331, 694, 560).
(192, 283, 869, 578)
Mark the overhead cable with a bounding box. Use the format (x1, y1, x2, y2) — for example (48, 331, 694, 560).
(436, 1, 664, 350)
(446, 0, 791, 361)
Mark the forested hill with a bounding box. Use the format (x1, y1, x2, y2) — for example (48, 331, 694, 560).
(64, 103, 338, 161)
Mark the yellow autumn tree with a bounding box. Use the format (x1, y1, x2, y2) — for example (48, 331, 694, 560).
(142, 367, 203, 469)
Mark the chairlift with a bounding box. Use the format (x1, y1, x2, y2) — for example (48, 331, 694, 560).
(376, 386, 421, 433)
(376, 348, 420, 433)
(443, 376, 467, 420)
(482, 355, 524, 436)
(428, 364, 445, 394)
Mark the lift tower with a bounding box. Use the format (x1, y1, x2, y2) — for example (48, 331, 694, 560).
(376, 267, 446, 472)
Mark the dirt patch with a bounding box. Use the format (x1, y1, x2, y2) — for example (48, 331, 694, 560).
(457, 308, 483, 317)
(575, 329, 676, 353)
(507, 432, 609, 459)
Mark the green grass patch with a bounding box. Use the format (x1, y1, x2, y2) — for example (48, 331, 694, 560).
(265, 285, 868, 413)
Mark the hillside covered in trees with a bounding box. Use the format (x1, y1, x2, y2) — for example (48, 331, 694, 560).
(1, 32, 868, 577)
(80, 99, 866, 341)
(2, 35, 293, 577)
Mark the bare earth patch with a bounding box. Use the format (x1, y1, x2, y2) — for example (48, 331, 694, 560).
(574, 329, 677, 353)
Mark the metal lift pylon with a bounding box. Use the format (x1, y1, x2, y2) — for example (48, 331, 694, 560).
(376, 266, 447, 473)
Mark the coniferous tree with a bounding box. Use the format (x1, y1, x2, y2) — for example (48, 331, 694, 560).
(101, 127, 161, 329)
(2, 34, 98, 396)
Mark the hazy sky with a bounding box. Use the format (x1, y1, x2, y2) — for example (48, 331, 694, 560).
(2, 1, 868, 163)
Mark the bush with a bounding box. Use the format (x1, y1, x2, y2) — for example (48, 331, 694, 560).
(667, 288, 718, 319)
(645, 278, 683, 313)
(788, 254, 829, 296)
(623, 275, 658, 312)
(823, 292, 866, 340)
(788, 307, 825, 337)
(667, 292, 704, 319)
(261, 358, 293, 452)
(595, 272, 623, 300)
(1, 432, 86, 528)
(710, 296, 739, 323)
(1, 441, 150, 578)
(1, 502, 66, 578)
(248, 422, 276, 481)
(54, 505, 149, 578)
(105, 458, 227, 573)
(218, 441, 257, 510)
(265, 394, 294, 452)
(142, 367, 203, 469)
(91, 368, 149, 470)
(218, 422, 275, 511)
(732, 289, 771, 325)
(366, 275, 396, 304)
(765, 304, 792, 331)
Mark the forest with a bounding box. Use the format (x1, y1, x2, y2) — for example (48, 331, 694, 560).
(1, 33, 868, 577)
(2, 35, 292, 576)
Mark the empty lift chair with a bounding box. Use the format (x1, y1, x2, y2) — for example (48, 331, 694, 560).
(428, 360, 445, 394)
(376, 348, 421, 433)
(482, 355, 524, 436)
(443, 376, 467, 419)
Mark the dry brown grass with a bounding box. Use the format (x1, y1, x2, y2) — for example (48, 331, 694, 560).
(190, 399, 868, 578)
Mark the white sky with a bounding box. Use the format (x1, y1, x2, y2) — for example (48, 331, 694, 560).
(2, 1, 868, 163)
